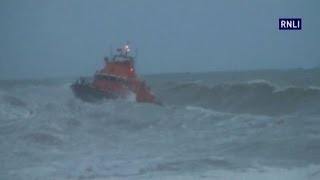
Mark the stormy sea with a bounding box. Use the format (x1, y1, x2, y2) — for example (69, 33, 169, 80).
(1, 68, 320, 180)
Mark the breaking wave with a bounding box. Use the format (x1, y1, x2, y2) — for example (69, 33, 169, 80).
(1, 77, 320, 116)
(159, 80, 320, 115)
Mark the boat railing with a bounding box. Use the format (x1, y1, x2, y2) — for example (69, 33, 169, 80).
(94, 73, 130, 85)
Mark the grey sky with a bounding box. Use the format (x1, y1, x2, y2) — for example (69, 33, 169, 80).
(0, 0, 319, 79)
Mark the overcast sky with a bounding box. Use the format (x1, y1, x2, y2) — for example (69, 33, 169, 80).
(0, 0, 319, 79)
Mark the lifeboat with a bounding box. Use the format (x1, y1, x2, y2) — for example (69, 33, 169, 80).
(71, 43, 160, 104)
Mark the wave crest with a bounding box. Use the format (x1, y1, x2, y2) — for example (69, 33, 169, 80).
(162, 80, 320, 115)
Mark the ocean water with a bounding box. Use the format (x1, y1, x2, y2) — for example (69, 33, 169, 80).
(1, 69, 320, 180)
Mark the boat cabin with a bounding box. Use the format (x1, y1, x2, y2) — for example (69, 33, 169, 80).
(98, 43, 136, 78)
